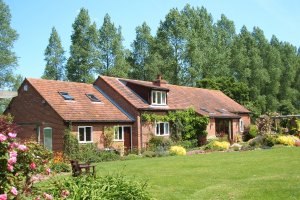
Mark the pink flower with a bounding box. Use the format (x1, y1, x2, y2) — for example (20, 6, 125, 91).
(30, 162, 36, 170)
(9, 151, 17, 158)
(46, 168, 51, 175)
(34, 196, 41, 200)
(0, 134, 7, 142)
(18, 144, 28, 151)
(61, 190, 70, 198)
(7, 164, 13, 172)
(8, 132, 17, 138)
(10, 187, 18, 196)
(9, 142, 19, 149)
(8, 157, 17, 165)
(0, 194, 7, 200)
(43, 193, 53, 200)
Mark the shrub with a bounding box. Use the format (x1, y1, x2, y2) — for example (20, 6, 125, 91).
(154, 146, 169, 157)
(148, 136, 173, 151)
(249, 125, 258, 138)
(38, 174, 153, 200)
(123, 154, 142, 160)
(63, 127, 79, 159)
(276, 135, 298, 146)
(103, 126, 115, 148)
(169, 146, 186, 155)
(205, 141, 230, 151)
(50, 162, 70, 173)
(142, 151, 156, 158)
(174, 139, 198, 149)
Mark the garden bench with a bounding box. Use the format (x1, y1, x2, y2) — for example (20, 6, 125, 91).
(70, 160, 96, 177)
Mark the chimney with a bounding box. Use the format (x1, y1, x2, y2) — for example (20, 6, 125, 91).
(153, 74, 168, 86)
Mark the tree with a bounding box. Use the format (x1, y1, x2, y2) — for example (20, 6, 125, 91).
(66, 8, 98, 83)
(0, 0, 18, 89)
(42, 27, 66, 80)
(97, 14, 129, 77)
(129, 22, 158, 81)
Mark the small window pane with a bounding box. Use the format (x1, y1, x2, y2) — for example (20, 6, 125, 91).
(161, 92, 166, 104)
(152, 91, 156, 103)
(156, 123, 159, 135)
(85, 127, 92, 141)
(79, 128, 85, 141)
(157, 92, 162, 104)
(165, 123, 169, 135)
(159, 123, 164, 135)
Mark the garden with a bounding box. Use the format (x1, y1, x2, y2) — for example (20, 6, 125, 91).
(1, 111, 300, 199)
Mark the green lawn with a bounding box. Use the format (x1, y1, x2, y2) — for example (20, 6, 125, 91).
(94, 147, 300, 200)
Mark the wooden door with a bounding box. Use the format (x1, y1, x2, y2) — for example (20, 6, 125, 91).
(123, 127, 131, 153)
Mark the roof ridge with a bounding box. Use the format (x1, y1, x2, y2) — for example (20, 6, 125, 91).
(26, 78, 93, 86)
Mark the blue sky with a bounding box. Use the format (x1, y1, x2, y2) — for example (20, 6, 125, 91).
(6, 0, 300, 79)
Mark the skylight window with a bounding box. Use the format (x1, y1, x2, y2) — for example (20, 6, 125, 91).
(59, 92, 74, 100)
(86, 94, 101, 102)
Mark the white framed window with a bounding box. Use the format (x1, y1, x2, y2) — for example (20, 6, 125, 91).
(114, 126, 124, 141)
(151, 90, 167, 105)
(239, 119, 244, 132)
(155, 122, 169, 136)
(78, 126, 93, 143)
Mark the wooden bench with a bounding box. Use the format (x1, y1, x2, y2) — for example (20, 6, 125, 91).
(70, 160, 96, 177)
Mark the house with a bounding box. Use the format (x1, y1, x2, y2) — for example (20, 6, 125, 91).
(4, 75, 251, 152)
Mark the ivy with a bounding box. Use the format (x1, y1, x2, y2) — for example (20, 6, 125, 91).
(142, 107, 209, 140)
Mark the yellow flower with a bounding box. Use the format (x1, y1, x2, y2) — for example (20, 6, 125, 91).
(170, 146, 186, 155)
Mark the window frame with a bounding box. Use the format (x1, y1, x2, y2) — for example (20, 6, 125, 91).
(86, 93, 101, 102)
(155, 122, 170, 136)
(151, 90, 167, 106)
(114, 126, 124, 141)
(239, 119, 244, 132)
(59, 91, 74, 100)
(78, 126, 93, 143)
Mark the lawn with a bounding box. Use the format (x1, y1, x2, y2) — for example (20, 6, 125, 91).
(93, 147, 300, 200)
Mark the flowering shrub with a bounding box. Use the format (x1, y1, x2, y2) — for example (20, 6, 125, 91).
(205, 140, 230, 151)
(169, 146, 186, 155)
(0, 115, 52, 199)
(276, 135, 298, 146)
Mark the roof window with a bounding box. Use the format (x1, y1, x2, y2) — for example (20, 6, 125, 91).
(59, 92, 74, 100)
(86, 93, 101, 102)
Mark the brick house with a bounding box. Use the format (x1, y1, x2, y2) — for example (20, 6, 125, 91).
(5, 75, 251, 152)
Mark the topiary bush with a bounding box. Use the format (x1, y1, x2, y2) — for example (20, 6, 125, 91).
(169, 146, 186, 155)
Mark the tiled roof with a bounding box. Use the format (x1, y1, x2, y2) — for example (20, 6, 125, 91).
(100, 76, 250, 118)
(26, 78, 133, 122)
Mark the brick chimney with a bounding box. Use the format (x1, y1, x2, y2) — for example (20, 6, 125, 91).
(153, 74, 168, 86)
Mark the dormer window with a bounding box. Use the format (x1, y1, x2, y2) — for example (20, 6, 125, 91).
(86, 93, 101, 102)
(59, 91, 74, 100)
(151, 90, 166, 105)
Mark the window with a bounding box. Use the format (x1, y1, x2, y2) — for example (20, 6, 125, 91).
(78, 126, 92, 143)
(151, 90, 167, 105)
(86, 93, 101, 102)
(59, 91, 74, 100)
(114, 126, 124, 141)
(23, 84, 28, 91)
(155, 122, 169, 136)
(240, 119, 244, 132)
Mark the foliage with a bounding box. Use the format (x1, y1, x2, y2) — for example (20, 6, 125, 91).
(276, 135, 298, 146)
(142, 151, 156, 158)
(123, 154, 142, 160)
(142, 108, 209, 141)
(40, 174, 153, 200)
(42, 27, 66, 80)
(0, 115, 52, 199)
(103, 126, 115, 148)
(204, 140, 230, 151)
(256, 114, 274, 135)
(248, 124, 259, 138)
(148, 136, 173, 151)
(50, 152, 70, 173)
(173, 139, 198, 150)
(169, 146, 186, 156)
(63, 126, 79, 160)
(287, 117, 300, 135)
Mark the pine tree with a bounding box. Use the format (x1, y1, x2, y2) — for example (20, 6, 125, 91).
(42, 27, 66, 80)
(0, 0, 18, 89)
(66, 8, 98, 83)
(98, 14, 129, 77)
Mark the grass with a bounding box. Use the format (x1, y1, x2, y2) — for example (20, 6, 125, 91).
(94, 147, 300, 200)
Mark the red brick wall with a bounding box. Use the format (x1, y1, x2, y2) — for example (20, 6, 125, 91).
(94, 78, 141, 150)
(240, 114, 251, 128)
(5, 80, 66, 151)
(206, 118, 216, 139)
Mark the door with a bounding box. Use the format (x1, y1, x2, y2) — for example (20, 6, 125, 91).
(123, 126, 132, 153)
(44, 127, 53, 151)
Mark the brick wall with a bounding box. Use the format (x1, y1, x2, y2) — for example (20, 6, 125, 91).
(206, 118, 216, 139)
(5, 80, 66, 151)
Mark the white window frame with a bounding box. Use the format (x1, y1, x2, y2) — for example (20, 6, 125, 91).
(155, 122, 169, 136)
(239, 119, 244, 132)
(114, 126, 124, 141)
(151, 90, 167, 105)
(78, 126, 93, 143)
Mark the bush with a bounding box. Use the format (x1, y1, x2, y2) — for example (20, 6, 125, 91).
(148, 136, 173, 151)
(174, 139, 198, 149)
(249, 125, 258, 138)
(169, 146, 186, 155)
(50, 162, 70, 173)
(38, 174, 153, 200)
(142, 151, 156, 158)
(276, 135, 298, 146)
(63, 127, 79, 159)
(205, 141, 230, 151)
(154, 146, 169, 157)
(123, 154, 142, 160)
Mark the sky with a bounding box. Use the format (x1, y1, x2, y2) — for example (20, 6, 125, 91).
(5, 0, 300, 79)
